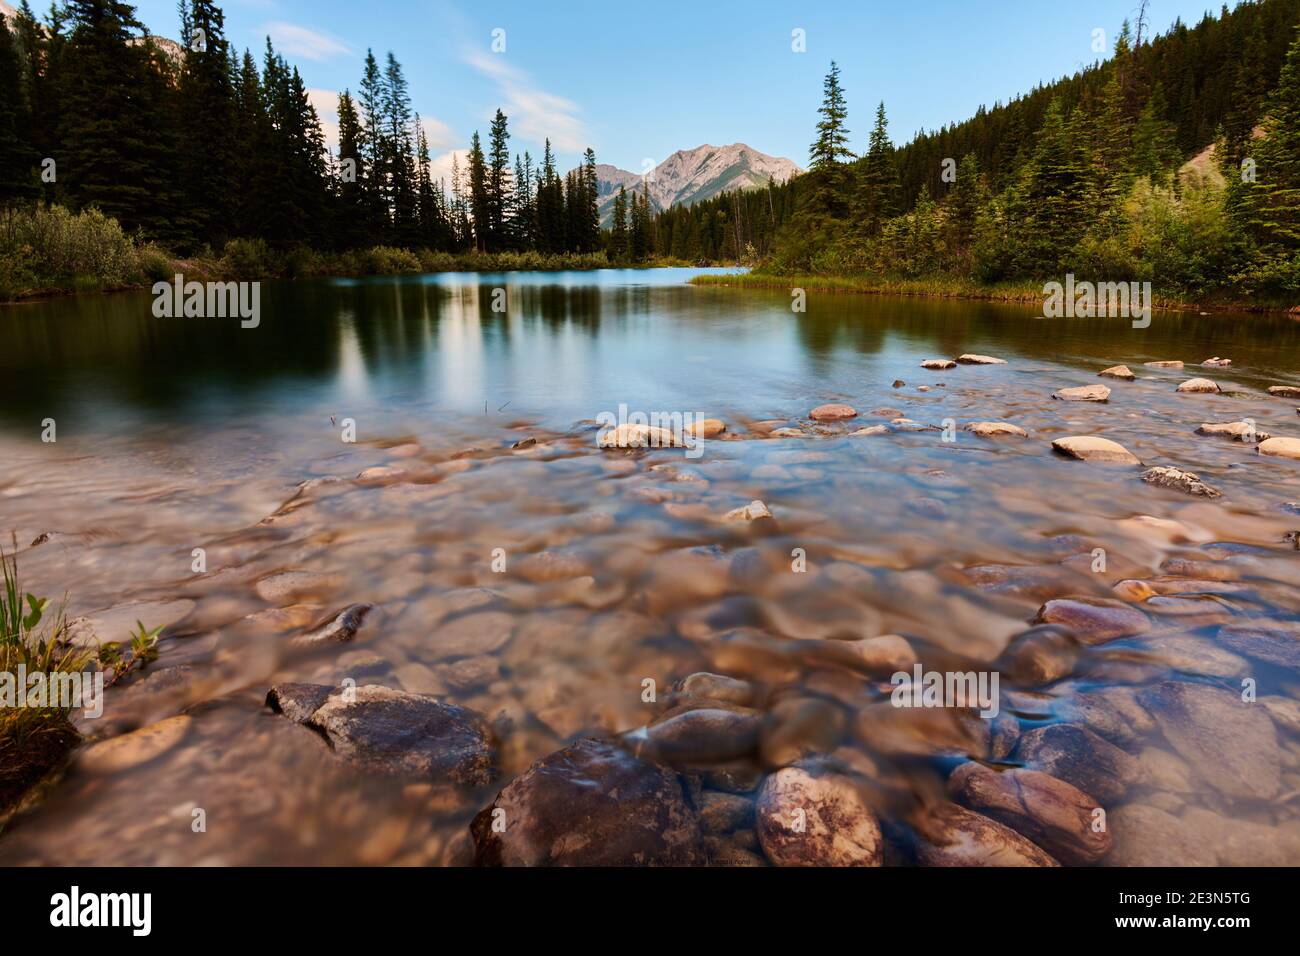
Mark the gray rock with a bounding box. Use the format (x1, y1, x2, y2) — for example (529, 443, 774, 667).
(1216, 621, 1300, 670)
(1140, 466, 1222, 498)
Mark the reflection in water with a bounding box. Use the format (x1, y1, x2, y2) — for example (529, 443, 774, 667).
(0, 268, 1298, 866)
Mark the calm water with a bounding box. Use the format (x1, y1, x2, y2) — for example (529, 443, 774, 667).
(1, 268, 1298, 865)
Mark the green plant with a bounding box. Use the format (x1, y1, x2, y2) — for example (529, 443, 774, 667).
(98, 620, 162, 687)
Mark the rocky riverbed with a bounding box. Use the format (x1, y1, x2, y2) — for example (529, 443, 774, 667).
(1, 348, 1299, 866)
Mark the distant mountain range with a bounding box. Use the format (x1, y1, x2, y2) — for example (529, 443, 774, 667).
(589, 144, 802, 224)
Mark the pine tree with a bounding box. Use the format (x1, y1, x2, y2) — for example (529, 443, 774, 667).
(486, 108, 511, 251)
(856, 101, 901, 234)
(176, 0, 234, 246)
(1130, 80, 1180, 181)
(582, 148, 600, 253)
(809, 61, 852, 169)
(335, 89, 368, 248)
(466, 130, 488, 252)
(383, 52, 415, 241)
(0, 10, 35, 204)
(357, 48, 387, 237)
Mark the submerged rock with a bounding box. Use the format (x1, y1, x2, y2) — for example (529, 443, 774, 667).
(1139, 466, 1222, 498)
(912, 803, 1059, 867)
(947, 762, 1111, 865)
(1050, 436, 1140, 464)
(627, 707, 762, 765)
(1216, 621, 1300, 670)
(757, 764, 883, 866)
(1034, 598, 1149, 643)
(685, 418, 727, 438)
(1138, 681, 1280, 800)
(267, 683, 494, 785)
(598, 422, 685, 449)
(1144, 360, 1185, 369)
(470, 738, 706, 866)
(1098, 365, 1135, 380)
(1176, 378, 1220, 393)
(676, 672, 757, 706)
(1105, 804, 1217, 867)
(995, 625, 1080, 685)
(723, 499, 774, 523)
(809, 403, 858, 422)
(1015, 724, 1140, 803)
(292, 603, 374, 646)
(1053, 384, 1110, 402)
(964, 421, 1028, 438)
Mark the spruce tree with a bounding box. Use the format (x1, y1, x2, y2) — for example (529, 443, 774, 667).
(466, 131, 488, 252)
(0, 11, 35, 204)
(486, 108, 510, 251)
(856, 101, 901, 234)
(177, 0, 234, 246)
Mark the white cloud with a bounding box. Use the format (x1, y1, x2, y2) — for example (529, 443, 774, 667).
(308, 88, 340, 152)
(263, 22, 350, 62)
(464, 49, 588, 153)
(429, 149, 470, 190)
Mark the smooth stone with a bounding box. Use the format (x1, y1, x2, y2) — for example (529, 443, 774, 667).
(78, 715, 192, 773)
(1134, 633, 1247, 677)
(435, 655, 502, 691)
(1196, 421, 1270, 442)
(843, 634, 917, 675)
(1105, 804, 1217, 866)
(1267, 385, 1300, 399)
(629, 708, 762, 764)
(1259, 437, 1300, 460)
(698, 791, 756, 834)
(1139, 466, 1222, 498)
(1137, 681, 1280, 800)
(1053, 692, 1141, 751)
(809, 403, 858, 422)
(684, 418, 727, 438)
(1034, 598, 1149, 644)
(253, 570, 339, 603)
(434, 611, 515, 657)
(275, 684, 495, 785)
(1053, 384, 1110, 402)
(964, 564, 1078, 600)
(676, 672, 757, 706)
(964, 421, 1028, 438)
(1176, 378, 1220, 393)
(921, 359, 957, 370)
(947, 762, 1111, 865)
(292, 603, 374, 646)
(768, 427, 806, 438)
(470, 738, 705, 866)
(65, 599, 196, 648)
(891, 379, 905, 388)
(598, 422, 685, 449)
(266, 683, 335, 723)
(1051, 436, 1139, 464)
(757, 765, 883, 866)
(1216, 621, 1300, 669)
(957, 354, 1007, 365)
(1014, 724, 1140, 804)
(1098, 365, 1135, 380)
(1144, 360, 1185, 369)
(996, 626, 1079, 685)
(912, 803, 1059, 867)
(849, 425, 892, 437)
(723, 499, 774, 523)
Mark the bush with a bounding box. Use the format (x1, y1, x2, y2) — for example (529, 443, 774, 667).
(220, 237, 278, 279)
(0, 204, 139, 293)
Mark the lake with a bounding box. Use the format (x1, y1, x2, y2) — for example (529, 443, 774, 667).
(1, 267, 1298, 866)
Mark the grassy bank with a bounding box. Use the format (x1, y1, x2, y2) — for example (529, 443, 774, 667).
(690, 270, 1300, 315)
(0, 204, 695, 303)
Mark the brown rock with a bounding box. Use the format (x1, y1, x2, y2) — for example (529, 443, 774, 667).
(1053, 384, 1110, 402)
(1098, 365, 1135, 380)
(809, 403, 858, 422)
(1051, 436, 1139, 464)
(757, 765, 883, 866)
(912, 803, 1059, 867)
(1014, 724, 1140, 803)
(1034, 598, 1149, 644)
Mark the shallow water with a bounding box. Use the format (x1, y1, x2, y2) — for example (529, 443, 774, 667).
(1, 268, 1298, 865)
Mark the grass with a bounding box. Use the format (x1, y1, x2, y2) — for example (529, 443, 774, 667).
(0, 541, 94, 817)
(689, 269, 1300, 315)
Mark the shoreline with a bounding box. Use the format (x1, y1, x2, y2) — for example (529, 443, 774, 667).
(689, 272, 1300, 317)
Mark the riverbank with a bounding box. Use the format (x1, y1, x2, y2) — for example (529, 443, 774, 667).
(690, 271, 1300, 316)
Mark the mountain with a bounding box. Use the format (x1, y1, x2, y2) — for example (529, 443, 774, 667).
(590, 144, 801, 224)
(0, 1, 15, 22)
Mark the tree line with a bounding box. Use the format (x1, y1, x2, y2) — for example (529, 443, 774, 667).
(0, 0, 608, 258)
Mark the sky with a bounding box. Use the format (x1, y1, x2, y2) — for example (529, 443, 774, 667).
(128, 0, 1231, 180)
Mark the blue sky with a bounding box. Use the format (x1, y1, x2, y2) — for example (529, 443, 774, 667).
(129, 0, 1229, 179)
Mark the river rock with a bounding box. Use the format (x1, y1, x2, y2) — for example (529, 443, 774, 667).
(964, 421, 1028, 438)
(1216, 621, 1300, 669)
(1267, 385, 1300, 399)
(698, 790, 756, 834)
(292, 603, 374, 646)
(65, 599, 196, 648)
(809, 403, 858, 421)
(1202, 357, 1232, 367)
(1098, 365, 1135, 380)
(849, 425, 891, 437)
(1259, 437, 1300, 460)
(1015, 724, 1140, 803)
(676, 672, 757, 706)
(271, 683, 495, 785)
(627, 707, 762, 765)
(1144, 360, 1185, 369)
(1137, 681, 1280, 800)
(947, 762, 1111, 864)
(78, 715, 192, 773)
(912, 803, 1059, 866)
(685, 418, 727, 438)
(254, 571, 340, 603)
(1196, 421, 1269, 442)
(434, 611, 515, 657)
(266, 683, 335, 723)
(435, 655, 502, 691)
(957, 354, 1007, 365)
(1034, 598, 1149, 644)
(1053, 692, 1141, 751)
(1053, 384, 1110, 402)
(756, 765, 883, 866)
(921, 359, 956, 370)
(471, 738, 706, 865)
(723, 499, 774, 523)
(843, 634, 917, 675)
(598, 422, 684, 449)
(1176, 378, 1220, 393)
(1051, 436, 1139, 464)
(1139, 466, 1222, 498)
(995, 625, 1080, 685)
(1105, 804, 1217, 866)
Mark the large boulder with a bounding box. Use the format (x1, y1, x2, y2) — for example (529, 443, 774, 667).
(470, 738, 706, 866)
(267, 683, 494, 785)
(947, 762, 1111, 865)
(1260, 437, 1300, 460)
(756, 764, 883, 866)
